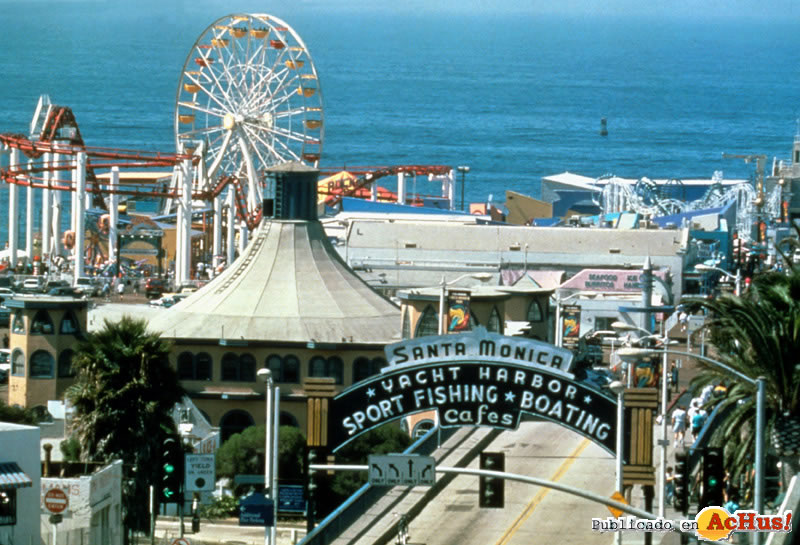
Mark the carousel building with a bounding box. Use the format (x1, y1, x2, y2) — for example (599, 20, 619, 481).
(146, 163, 402, 441)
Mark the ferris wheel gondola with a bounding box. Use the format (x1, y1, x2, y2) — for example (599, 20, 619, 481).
(174, 13, 324, 214)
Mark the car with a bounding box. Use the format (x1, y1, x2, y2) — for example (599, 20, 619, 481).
(0, 348, 10, 382)
(21, 278, 45, 293)
(75, 277, 100, 297)
(48, 286, 83, 297)
(145, 277, 167, 299)
(149, 295, 175, 308)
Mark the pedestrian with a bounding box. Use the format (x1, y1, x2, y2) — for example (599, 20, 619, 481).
(670, 361, 679, 393)
(665, 466, 675, 505)
(672, 406, 687, 447)
(117, 281, 125, 300)
(691, 409, 707, 439)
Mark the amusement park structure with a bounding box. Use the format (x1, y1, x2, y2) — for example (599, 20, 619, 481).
(0, 15, 462, 286)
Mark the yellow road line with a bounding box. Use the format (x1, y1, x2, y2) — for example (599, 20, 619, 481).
(494, 438, 591, 545)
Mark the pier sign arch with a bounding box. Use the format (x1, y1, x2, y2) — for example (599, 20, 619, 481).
(324, 329, 619, 455)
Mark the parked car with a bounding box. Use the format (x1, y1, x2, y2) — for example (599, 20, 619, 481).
(48, 286, 83, 297)
(149, 295, 175, 308)
(21, 278, 45, 293)
(0, 349, 10, 382)
(145, 277, 167, 299)
(75, 277, 100, 297)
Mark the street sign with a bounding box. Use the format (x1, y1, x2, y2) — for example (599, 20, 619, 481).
(368, 454, 436, 486)
(239, 493, 274, 527)
(607, 490, 628, 518)
(234, 474, 265, 485)
(171, 538, 192, 545)
(185, 453, 215, 492)
(44, 488, 69, 514)
(687, 315, 705, 334)
(278, 484, 306, 513)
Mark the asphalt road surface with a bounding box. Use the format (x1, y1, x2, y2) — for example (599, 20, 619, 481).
(404, 420, 616, 545)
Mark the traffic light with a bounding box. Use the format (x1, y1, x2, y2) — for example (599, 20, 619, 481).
(673, 449, 689, 514)
(701, 447, 724, 508)
(306, 447, 323, 532)
(479, 452, 504, 508)
(161, 435, 183, 503)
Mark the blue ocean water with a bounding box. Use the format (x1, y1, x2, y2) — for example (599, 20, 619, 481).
(1, 3, 799, 243)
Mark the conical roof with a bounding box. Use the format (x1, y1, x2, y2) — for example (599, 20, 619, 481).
(148, 219, 401, 345)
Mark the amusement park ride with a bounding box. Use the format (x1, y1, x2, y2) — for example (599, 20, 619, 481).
(0, 13, 459, 286)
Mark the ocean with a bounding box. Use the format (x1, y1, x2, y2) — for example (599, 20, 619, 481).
(1, 3, 799, 243)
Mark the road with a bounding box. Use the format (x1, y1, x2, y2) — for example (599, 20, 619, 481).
(404, 420, 616, 545)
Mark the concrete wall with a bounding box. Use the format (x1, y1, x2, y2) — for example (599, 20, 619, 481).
(0, 423, 41, 545)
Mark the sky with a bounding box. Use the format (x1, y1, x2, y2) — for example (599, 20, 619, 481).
(3, 0, 798, 20)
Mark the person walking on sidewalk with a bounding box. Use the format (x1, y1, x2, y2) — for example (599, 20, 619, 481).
(672, 406, 687, 447)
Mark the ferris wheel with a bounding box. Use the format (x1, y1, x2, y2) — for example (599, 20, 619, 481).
(175, 13, 324, 212)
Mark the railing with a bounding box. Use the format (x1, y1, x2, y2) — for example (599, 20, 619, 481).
(299, 426, 458, 545)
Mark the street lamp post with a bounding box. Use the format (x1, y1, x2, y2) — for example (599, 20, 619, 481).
(438, 272, 492, 335)
(457, 166, 470, 212)
(617, 347, 766, 545)
(613, 321, 671, 519)
(695, 263, 742, 296)
(609, 380, 625, 545)
(257, 368, 280, 545)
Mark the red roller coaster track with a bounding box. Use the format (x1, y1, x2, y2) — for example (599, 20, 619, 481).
(1, 104, 455, 230)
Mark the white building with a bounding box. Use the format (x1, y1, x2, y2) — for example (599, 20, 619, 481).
(41, 460, 123, 545)
(0, 422, 40, 545)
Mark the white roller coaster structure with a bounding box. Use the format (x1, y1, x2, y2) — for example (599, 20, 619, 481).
(599, 173, 782, 243)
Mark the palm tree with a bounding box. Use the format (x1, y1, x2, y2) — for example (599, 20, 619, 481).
(67, 316, 185, 542)
(685, 258, 800, 504)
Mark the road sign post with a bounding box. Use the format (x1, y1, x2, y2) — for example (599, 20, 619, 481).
(368, 454, 436, 486)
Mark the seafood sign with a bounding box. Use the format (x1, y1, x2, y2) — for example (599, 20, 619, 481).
(327, 331, 617, 454)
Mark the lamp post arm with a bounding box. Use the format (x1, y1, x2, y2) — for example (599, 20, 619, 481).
(624, 348, 756, 386)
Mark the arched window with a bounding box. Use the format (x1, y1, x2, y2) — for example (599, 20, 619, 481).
(283, 355, 299, 383)
(221, 353, 239, 381)
(401, 308, 411, 339)
(308, 356, 344, 384)
(309, 356, 327, 378)
(178, 352, 213, 380)
(266, 354, 282, 377)
(11, 349, 24, 376)
(220, 353, 255, 382)
(219, 410, 255, 443)
(266, 354, 299, 383)
(415, 305, 439, 338)
(31, 310, 54, 335)
(353, 357, 386, 383)
(177, 352, 194, 380)
(60, 311, 80, 335)
(58, 349, 76, 378)
(239, 353, 256, 382)
(487, 306, 502, 334)
(30, 350, 55, 378)
(11, 313, 24, 334)
(527, 300, 544, 322)
(195, 352, 212, 380)
(328, 356, 343, 384)
(279, 411, 299, 428)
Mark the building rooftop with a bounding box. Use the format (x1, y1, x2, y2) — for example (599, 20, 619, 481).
(147, 219, 401, 345)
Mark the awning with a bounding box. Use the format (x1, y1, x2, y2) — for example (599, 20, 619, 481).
(0, 462, 33, 489)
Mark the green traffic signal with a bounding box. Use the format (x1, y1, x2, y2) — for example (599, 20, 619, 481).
(164, 463, 175, 474)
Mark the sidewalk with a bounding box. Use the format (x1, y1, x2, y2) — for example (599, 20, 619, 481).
(149, 517, 307, 545)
